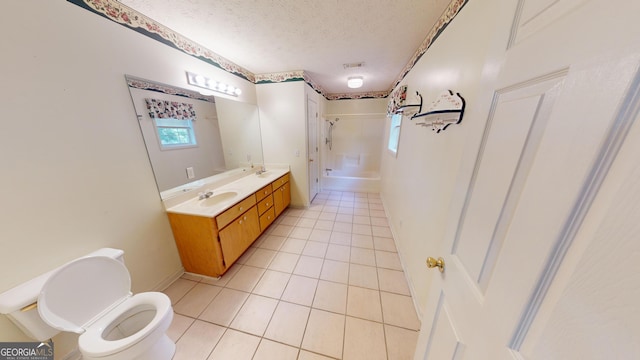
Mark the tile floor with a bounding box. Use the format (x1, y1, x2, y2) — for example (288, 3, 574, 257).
(163, 191, 420, 360)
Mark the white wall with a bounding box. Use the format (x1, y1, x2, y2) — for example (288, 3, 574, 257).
(322, 99, 388, 177)
(379, 1, 506, 315)
(257, 81, 323, 207)
(0, 1, 255, 357)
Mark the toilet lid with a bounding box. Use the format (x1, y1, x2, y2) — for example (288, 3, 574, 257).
(38, 256, 131, 334)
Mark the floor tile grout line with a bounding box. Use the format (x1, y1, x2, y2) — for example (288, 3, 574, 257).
(177, 296, 421, 339)
(169, 190, 417, 359)
(179, 263, 408, 297)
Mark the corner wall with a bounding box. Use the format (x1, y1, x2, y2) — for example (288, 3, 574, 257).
(0, 1, 255, 356)
(257, 81, 323, 207)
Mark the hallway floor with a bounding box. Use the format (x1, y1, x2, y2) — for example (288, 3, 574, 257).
(163, 191, 420, 360)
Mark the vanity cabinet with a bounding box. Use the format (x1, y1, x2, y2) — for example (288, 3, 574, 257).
(166, 172, 291, 277)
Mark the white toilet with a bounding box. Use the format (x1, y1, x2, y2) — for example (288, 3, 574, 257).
(0, 248, 175, 360)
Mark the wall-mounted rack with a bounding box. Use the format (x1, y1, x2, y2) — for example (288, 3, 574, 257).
(411, 90, 465, 133)
(395, 92, 423, 116)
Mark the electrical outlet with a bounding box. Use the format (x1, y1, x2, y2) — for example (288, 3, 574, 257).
(295, 149, 300, 157)
(186, 167, 195, 179)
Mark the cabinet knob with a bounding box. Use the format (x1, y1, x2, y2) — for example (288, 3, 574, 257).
(239, 220, 243, 224)
(239, 206, 244, 211)
(266, 203, 270, 206)
(243, 216, 247, 221)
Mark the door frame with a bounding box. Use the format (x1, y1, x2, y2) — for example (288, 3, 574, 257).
(307, 96, 319, 202)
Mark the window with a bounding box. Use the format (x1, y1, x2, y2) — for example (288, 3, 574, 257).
(387, 114, 402, 156)
(154, 118, 197, 149)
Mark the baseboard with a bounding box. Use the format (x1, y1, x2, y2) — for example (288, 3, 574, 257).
(379, 194, 424, 322)
(153, 267, 185, 292)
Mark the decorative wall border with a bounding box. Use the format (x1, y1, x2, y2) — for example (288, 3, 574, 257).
(325, 91, 391, 101)
(125, 75, 216, 103)
(390, 0, 469, 92)
(68, 0, 468, 100)
(68, 0, 255, 82)
(255, 71, 305, 84)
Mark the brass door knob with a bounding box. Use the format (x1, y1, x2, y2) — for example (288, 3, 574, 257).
(426, 257, 445, 272)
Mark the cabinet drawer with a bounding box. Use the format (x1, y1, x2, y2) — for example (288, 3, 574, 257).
(271, 173, 290, 191)
(257, 194, 274, 215)
(259, 207, 276, 231)
(256, 184, 273, 202)
(216, 194, 256, 229)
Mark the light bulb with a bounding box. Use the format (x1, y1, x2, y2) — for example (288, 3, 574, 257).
(194, 74, 206, 85)
(347, 76, 363, 89)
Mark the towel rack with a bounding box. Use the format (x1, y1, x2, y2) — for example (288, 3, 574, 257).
(411, 90, 465, 133)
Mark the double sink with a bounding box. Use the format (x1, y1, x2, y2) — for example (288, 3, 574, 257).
(165, 168, 287, 217)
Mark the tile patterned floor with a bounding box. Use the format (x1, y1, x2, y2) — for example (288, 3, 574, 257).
(163, 191, 420, 360)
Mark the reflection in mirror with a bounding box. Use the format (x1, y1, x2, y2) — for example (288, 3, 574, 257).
(125, 75, 264, 198)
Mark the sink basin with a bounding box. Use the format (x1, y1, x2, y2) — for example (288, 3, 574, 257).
(257, 171, 276, 178)
(198, 191, 238, 207)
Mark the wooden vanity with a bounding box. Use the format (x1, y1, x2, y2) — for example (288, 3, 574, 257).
(166, 172, 290, 277)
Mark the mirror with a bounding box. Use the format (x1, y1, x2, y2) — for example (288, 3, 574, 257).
(125, 75, 264, 199)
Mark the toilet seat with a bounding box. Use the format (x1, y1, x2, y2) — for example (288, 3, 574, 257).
(38, 256, 174, 359)
(38, 256, 132, 333)
(79, 292, 172, 358)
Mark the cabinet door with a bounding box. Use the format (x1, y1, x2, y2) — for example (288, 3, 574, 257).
(218, 206, 260, 267)
(282, 182, 291, 209)
(167, 213, 225, 277)
(273, 182, 291, 217)
(273, 185, 284, 217)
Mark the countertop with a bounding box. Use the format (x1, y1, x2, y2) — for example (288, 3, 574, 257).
(164, 167, 289, 218)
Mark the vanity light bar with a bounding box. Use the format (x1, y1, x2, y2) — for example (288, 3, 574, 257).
(186, 71, 242, 97)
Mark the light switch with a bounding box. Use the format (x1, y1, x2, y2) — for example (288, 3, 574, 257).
(186, 167, 195, 179)
(295, 149, 300, 157)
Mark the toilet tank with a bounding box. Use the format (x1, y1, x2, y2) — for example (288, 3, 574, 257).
(0, 248, 125, 341)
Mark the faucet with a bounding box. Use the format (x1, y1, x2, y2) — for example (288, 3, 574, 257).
(255, 165, 266, 175)
(198, 190, 214, 200)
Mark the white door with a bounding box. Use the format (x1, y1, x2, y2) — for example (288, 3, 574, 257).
(307, 97, 319, 202)
(415, 0, 640, 358)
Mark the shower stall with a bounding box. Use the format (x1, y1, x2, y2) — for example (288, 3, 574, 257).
(321, 114, 386, 192)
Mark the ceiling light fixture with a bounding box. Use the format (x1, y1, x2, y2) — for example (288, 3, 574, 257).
(186, 71, 242, 96)
(347, 76, 364, 89)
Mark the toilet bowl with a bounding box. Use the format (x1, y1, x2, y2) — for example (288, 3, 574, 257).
(38, 256, 175, 360)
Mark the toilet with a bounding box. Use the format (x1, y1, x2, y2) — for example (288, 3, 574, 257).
(0, 248, 175, 360)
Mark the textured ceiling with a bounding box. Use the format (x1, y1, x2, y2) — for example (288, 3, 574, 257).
(117, 0, 451, 95)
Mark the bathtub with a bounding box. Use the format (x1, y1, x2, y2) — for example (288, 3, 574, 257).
(321, 169, 381, 193)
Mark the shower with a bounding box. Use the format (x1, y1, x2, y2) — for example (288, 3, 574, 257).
(320, 114, 385, 192)
(325, 118, 339, 151)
